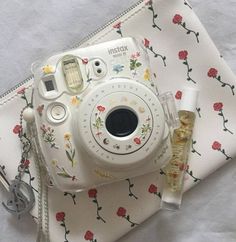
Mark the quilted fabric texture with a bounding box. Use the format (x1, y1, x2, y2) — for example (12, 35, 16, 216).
(0, 0, 236, 242)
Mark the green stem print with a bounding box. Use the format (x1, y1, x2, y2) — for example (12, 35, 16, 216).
(143, 38, 166, 67)
(126, 178, 138, 200)
(184, 0, 192, 9)
(64, 192, 76, 205)
(191, 140, 201, 156)
(186, 169, 201, 183)
(173, 14, 200, 43)
(213, 102, 233, 134)
(178, 50, 196, 84)
(196, 107, 201, 118)
(145, 0, 162, 31)
(56, 212, 70, 242)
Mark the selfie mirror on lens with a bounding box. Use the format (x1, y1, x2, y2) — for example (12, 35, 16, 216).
(30, 37, 178, 192)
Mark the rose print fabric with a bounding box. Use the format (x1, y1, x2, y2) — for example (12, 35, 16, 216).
(0, 0, 236, 242)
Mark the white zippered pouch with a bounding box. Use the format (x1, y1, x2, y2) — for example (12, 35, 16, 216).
(0, 0, 236, 241)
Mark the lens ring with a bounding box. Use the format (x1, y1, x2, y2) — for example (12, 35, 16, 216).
(105, 108, 138, 137)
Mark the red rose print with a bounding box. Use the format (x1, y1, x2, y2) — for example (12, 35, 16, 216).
(117, 207, 126, 217)
(143, 38, 150, 48)
(134, 137, 141, 145)
(178, 50, 196, 83)
(97, 105, 105, 112)
(175, 90, 182, 100)
(56, 212, 65, 221)
(88, 188, 106, 223)
(17, 87, 26, 95)
(178, 50, 188, 60)
(56, 212, 70, 241)
(117, 207, 139, 227)
(213, 102, 233, 134)
(207, 68, 218, 78)
(82, 58, 88, 65)
(143, 38, 166, 66)
(148, 184, 157, 194)
(88, 188, 97, 198)
(207, 68, 235, 96)
(13, 124, 22, 134)
(213, 102, 223, 111)
(173, 14, 183, 24)
(211, 141, 232, 160)
(212, 141, 221, 150)
(84, 230, 94, 240)
(113, 21, 121, 29)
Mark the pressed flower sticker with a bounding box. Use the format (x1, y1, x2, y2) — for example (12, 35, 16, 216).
(36, 104, 44, 117)
(64, 133, 77, 167)
(71, 96, 82, 106)
(40, 124, 58, 149)
(42, 65, 54, 74)
(93, 105, 105, 137)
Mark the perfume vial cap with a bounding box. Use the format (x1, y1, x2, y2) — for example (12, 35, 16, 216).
(180, 87, 199, 112)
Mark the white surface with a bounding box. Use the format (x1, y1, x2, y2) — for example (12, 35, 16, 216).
(0, 0, 235, 241)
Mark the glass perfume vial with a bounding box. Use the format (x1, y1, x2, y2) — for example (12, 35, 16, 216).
(161, 87, 199, 210)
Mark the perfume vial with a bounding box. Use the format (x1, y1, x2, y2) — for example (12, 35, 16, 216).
(161, 87, 199, 210)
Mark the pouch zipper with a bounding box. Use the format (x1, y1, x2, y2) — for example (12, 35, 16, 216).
(0, 0, 143, 101)
(0, 0, 145, 240)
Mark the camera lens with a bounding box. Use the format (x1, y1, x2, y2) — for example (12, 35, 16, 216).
(105, 108, 138, 137)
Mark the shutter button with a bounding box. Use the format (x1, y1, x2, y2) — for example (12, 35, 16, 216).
(47, 103, 68, 123)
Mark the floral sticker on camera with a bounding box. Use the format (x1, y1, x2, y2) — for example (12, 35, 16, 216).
(40, 124, 58, 149)
(133, 116, 152, 145)
(64, 133, 77, 167)
(130, 52, 142, 76)
(93, 105, 106, 138)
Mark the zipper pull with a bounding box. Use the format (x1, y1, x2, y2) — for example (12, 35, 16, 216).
(0, 165, 35, 219)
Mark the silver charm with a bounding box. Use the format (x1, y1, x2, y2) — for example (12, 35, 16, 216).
(1, 167, 35, 219)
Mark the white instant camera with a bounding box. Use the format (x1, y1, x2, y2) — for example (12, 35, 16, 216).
(32, 37, 177, 192)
